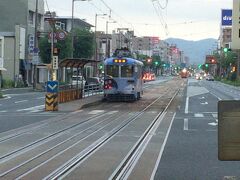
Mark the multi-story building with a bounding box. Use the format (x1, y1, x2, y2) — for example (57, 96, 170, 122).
(0, 0, 45, 86)
(220, 27, 232, 49)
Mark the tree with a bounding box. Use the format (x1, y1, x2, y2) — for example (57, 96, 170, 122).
(73, 28, 94, 58)
(38, 28, 94, 64)
(38, 32, 72, 64)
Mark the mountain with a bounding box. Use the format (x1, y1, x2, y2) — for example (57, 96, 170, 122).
(165, 38, 217, 65)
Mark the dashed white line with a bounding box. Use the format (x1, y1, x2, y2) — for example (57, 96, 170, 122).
(17, 105, 45, 112)
(14, 100, 28, 104)
(183, 118, 189, 131)
(185, 97, 189, 114)
(194, 113, 204, 118)
(36, 97, 45, 99)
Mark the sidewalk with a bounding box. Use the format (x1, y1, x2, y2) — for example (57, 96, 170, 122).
(58, 94, 104, 112)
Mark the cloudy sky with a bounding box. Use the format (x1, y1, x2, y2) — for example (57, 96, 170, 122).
(45, 0, 232, 41)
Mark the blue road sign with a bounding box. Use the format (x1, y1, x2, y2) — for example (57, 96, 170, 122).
(221, 9, 232, 26)
(47, 81, 58, 93)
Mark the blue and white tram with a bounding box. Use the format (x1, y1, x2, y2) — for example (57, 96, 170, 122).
(103, 52, 144, 101)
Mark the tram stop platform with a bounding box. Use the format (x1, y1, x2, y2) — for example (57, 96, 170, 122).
(58, 94, 104, 112)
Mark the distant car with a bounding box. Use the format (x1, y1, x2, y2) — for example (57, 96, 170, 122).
(206, 75, 214, 81)
(195, 74, 202, 80)
(85, 77, 103, 90)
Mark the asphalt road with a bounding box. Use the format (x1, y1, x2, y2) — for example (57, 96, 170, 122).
(0, 88, 63, 133)
(154, 78, 240, 179)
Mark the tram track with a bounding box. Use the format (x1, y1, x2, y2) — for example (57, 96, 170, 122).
(0, 78, 183, 179)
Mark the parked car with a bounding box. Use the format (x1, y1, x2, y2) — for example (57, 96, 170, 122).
(85, 77, 103, 90)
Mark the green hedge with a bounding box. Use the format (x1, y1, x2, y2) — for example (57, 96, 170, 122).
(2, 79, 14, 88)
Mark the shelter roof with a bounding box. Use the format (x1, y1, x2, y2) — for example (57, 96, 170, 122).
(59, 58, 98, 68)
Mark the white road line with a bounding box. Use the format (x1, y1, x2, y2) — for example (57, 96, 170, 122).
(183, 118, 188, 131)
(36, 97, 45, 99)
(0, 110, 7, 113)
(150, 113, 176, 180)
(194, 113, 204, 118)
(14, 100, 28, 104)
(210, 92, 222, 100)
(185, 97, 189, 114)
(17, 105, 45, 112)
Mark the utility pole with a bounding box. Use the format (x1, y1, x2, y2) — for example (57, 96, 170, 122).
(33, 0, 38, 89)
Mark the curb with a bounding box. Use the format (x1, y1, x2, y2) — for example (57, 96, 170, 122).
(80, 99, 104, 109)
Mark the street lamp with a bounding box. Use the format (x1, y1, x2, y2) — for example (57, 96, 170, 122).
(94, 13, 107, 76)
(106, 20, 117, 58)
(71, 0, 89, 58)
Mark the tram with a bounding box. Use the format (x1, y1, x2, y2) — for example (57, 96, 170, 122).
(180, 68, 189, 78)
(103, 48, 144, 101)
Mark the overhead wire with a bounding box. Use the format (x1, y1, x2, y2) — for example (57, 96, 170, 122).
(151, 0, 169, 36)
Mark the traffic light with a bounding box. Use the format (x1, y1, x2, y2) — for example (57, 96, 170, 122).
(210, 59, 216, 64)
(53, 48, 60, 55)
(223, 47, 231, 53)
(146, 58, 152, 63)
(198, 64, 202, 69)
(154, 61, 159, 65)
(205, 64, 209, 68)
(99, 64, 103, 69)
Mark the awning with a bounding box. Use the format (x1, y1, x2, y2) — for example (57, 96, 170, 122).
(0, 67, 7, 71)
(59, 58, 99, 68)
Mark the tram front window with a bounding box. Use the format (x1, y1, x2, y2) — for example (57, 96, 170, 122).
(106, 65, 119, 77)
(121, 65, 133, 78)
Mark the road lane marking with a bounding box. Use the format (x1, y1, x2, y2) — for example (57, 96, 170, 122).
(0, 110, 7, 113)
(183, 118, 188, 131)
(17, 105, 45, 112)
(14, 100, 28, 104)
(88, 110, 105, 114)
(200, 102, 208, 105)
(185, 97, 189, 114)
(194, 113, 204, 118)
(210, 92, 222, 100)
(36, 97, 45, 99)
(212, 113, 218, 119)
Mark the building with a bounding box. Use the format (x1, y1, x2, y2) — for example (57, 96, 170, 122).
(220, 27, 232, 49)
(0, 0, 45, 86)
(44, 14, 93, 33)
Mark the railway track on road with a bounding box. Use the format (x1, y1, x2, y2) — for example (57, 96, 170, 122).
(0, 78, 185, 180)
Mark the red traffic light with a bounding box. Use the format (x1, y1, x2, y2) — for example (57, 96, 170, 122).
(210, 59, 216, 64)
(146, 58, 152, 63)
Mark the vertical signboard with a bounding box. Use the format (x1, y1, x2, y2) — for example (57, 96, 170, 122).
(221, 9, 232, 26)
(28, 34, 34, 55)
(19, 27, 26, 60)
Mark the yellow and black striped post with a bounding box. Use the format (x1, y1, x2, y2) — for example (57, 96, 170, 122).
(45, 81, 59, 111)
(45, 93, 58, 111)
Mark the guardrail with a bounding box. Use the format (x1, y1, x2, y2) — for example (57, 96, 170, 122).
(83, 84, 103, 97)
(58, 84, 103, 103)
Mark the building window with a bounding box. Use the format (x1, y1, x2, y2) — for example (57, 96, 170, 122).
(28, 11, 34, 25)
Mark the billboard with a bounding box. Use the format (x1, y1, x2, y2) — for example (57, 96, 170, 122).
(221, 9, 232, 26)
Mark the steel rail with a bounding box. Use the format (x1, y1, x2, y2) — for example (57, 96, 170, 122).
(0, 112, 109, 162)
(44, 89, 172, 180)
(110, 89, 179, 180)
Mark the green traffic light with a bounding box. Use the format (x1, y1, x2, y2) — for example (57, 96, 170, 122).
(223, 48, 228, 53)
(154, 61, 159, 65)
(205, 64, 209, 68)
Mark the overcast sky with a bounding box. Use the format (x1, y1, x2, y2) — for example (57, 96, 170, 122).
(45, 0, 232, 41)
